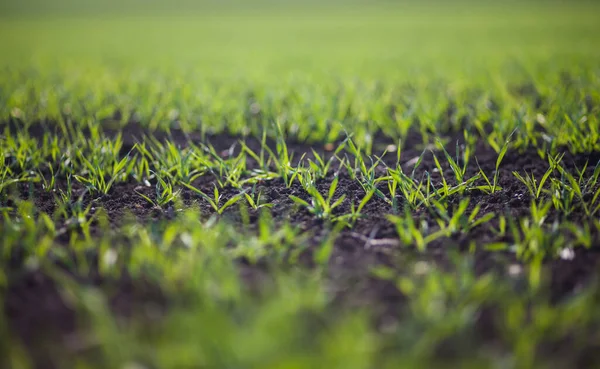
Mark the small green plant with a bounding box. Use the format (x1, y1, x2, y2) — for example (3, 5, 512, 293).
(386, 209, 429, 251)
(429, 198, 495, 236)
(552, 159, 600, 216)
(73, 152, 130, 195)
(335, 189, 375, 227)
(244, 185, 274, 210)
(475, 131, 512, 194)
(290, 174, 346, 219)
(135, 174, 181, 208)
(430, 151, 480, 200)
(435, 138, 471, 185)
(378, 144, 430, 210)
(306, 138, 348, 179)
(37, 165, 58, 193)
(385, 166, 429, 210)
(182, 182, 247, 215)
(346, 138, 389, 204)
(513, 153, 563, 200)
(53, 181, 94, 238)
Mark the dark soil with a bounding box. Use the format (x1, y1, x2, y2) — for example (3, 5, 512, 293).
(3, 121, 600, 368)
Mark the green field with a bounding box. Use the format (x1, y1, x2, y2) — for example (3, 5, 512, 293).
(2, 1, 600, 368)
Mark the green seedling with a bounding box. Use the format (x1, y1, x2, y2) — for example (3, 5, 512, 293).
(73, 148, 131, 195)
(475, 131, 513, 194)
(244, 185, 274, 210)
(306, 137, 349, 179)
(429, 198, 495, 236)
(290, 174, 346, 219)
(182, 182, 247, 215)
(335, 188, 376, 227)
(136, 174, 181, 208)
(386, 209, 428, 251)
(513, 153, 563, 200)
(435, 138, 471, 184)
(37, 165, 58, 193)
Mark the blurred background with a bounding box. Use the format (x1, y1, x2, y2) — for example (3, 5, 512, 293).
(1, 0, 599, 79)
(1, 0, 599, 137)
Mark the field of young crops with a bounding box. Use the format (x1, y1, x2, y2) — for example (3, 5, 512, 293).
(2, 1, 600, 368)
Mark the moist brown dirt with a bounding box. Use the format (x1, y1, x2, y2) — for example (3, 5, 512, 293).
(2, 121, 600, 368)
